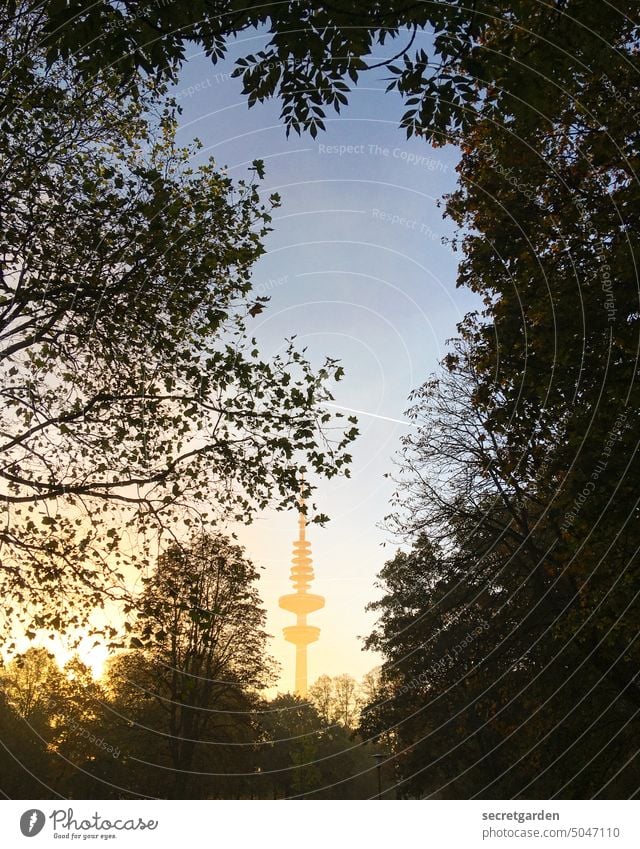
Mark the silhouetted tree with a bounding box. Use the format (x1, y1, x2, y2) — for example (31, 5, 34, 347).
(102, 534, 273, 798)
(256, 693, 377, 799)
(1, 4, 357, 641)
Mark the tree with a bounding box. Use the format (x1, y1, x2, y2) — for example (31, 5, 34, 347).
(101, 534, 272, 798)
(0, 686, 55, 798)
(0, 649, 109, 798)
(256, 692, 377, 799)
(440, 43, 640, 678)
(359, 667, 383, 708)
(37, 1, 639, 144)
(309, 672, 364, 729)
(363, 527, 640, 798)
(331, 674, 360, 730)
(256, 693, 325, 798)
(0, 648, 64, 720)
(308, 674, 334, 724)
(362, 350, 640, 797)
(353, 0, 639, 797)
(1, 6, 357, 639)
(0, 649, 382, 799)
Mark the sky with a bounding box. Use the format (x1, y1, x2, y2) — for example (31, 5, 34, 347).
(19, 32, 478, 692)
(13, 31, 480, 691)
(0, 29, 488, 692)
(165, 34, 480, 693)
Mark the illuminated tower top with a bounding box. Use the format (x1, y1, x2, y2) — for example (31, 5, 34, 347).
(278, 505, 325, 697)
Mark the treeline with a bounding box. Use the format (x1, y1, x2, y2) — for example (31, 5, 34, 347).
(357, 4, 640, 799)
(0, 537, 380, 800)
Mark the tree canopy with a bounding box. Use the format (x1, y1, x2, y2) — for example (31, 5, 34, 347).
(0, 649, 382, 799)
(362, 335, 638, 796)
(1, 4, 357, 640)
(36, 1, 640, 142)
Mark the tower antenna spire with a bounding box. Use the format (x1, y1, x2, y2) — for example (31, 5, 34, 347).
(279, 489, 325, 696)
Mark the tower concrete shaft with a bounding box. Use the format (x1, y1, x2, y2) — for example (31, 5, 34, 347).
(279, 509, 325, 696)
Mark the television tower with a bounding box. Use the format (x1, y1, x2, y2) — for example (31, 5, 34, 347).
(279, 506, 325, 696)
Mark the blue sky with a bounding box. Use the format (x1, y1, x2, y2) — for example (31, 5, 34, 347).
(170, 35, 479, 691)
